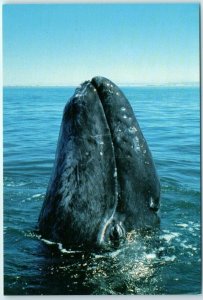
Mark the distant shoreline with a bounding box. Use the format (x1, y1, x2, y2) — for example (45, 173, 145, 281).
(3, 82, 200, 89)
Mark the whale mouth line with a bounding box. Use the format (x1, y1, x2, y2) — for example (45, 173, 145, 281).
(90, 79, 127, 244)
(72, 78, 126, 245)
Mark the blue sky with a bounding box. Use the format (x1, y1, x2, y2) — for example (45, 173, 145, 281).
(3, 3, 200, 86)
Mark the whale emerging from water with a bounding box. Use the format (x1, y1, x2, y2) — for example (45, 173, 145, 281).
(38, 76, 160, 249)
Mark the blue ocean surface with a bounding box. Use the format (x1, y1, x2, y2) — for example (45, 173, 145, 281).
(3, 85, 201, 295)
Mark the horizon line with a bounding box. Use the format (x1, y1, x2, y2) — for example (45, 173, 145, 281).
(3, 81, 200, 88)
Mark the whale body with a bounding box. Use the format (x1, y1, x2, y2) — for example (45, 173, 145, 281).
(38, 76, 160, 248)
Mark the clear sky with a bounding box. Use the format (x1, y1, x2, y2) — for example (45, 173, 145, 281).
(3, 3, 200, 86)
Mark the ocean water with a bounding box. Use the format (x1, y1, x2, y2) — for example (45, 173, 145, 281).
(3, 85, 201, 295)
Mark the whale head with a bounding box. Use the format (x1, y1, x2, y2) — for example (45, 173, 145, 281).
(38, 76, 160, 249)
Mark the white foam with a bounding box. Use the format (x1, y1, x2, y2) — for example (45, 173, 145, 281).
(176, 223, 188, 228)
(32, 194, 42, 198)
(93, 254, 105, 259)
(180, 241, 197, 251)
(146, 253, 157, 260)
(6, 182, 27, 187)
(162, 255, 176, 262)
(109, 249, 122, 258)
(41, 238, 57, 245)
(160, 232, 180, 243)
(58, 243, 83, 254)
(180, 243, 190, 249)
(42, 239, 83, 254)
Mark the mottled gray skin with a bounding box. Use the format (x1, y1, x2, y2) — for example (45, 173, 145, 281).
(92, 77, 160, 231)
(38, 76, 160, 248)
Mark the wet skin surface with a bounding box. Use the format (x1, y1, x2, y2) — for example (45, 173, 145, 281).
(38, 76, 160, 249)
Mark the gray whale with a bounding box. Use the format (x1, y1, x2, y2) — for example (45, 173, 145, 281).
(38, 76, 160, 248)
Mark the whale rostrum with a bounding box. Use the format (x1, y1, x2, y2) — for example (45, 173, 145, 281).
(38, 76, 160, 248)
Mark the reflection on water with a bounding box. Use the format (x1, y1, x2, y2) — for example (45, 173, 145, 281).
(17, 230, 164, 295)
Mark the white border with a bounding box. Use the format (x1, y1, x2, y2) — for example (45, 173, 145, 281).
(0, 0, 202, 3)
(0, 1, 202, 299)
